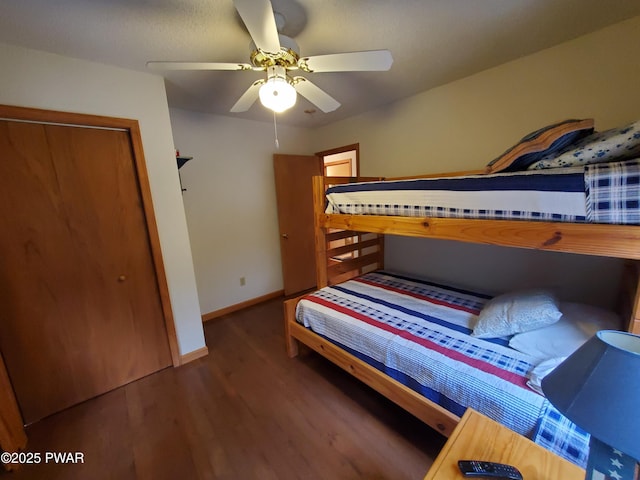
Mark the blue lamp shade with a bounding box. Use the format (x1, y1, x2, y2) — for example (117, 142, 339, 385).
(541, 330, 640, 461)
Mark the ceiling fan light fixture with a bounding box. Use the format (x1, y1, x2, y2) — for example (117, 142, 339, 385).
(259, 65, 296, 113)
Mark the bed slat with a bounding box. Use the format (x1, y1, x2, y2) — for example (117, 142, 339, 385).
(326, 229, 362, 242)
(327, 237, 381, 258)
(327, 251, 383, 277)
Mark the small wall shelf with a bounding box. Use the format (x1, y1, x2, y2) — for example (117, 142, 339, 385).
(176, 156, 193, 193)
(177, 156, 192, 169)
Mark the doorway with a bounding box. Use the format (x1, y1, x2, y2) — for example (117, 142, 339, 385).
(318, 143, 359, 178)
(273, 153, 322, 296)
(273, 144, 359, 296)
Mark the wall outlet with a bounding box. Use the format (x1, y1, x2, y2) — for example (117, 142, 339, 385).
(240, 276, 246, 286)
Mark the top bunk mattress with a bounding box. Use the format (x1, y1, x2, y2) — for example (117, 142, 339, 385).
(325, 158, 640, 225)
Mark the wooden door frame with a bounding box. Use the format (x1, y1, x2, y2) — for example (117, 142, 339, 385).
(316, 143, 360, 177)
(0, 105, 180, 455)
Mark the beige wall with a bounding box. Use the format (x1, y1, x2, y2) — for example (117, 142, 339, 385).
(169, 108, 312, 315)
(310, 16, 640, 307)
(312, 16, 640, 178)
(0, 42, 206, 355)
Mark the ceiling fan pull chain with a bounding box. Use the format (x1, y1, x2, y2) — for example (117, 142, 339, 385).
(273, 110, 280, 149)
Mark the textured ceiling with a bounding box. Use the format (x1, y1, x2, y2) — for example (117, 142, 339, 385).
(1, 0, 639, 127)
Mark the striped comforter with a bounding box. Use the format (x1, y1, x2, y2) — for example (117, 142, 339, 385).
(295, 271, 589, 467)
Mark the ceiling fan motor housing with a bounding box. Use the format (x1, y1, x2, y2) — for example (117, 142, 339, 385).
(250, 34, 300, 69)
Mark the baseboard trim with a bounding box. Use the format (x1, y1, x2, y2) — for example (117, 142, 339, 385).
(202, 290, 285, 322)
(179, 346, 209, 365)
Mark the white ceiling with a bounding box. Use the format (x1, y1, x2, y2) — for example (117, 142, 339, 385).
(1, 0, 639, 127)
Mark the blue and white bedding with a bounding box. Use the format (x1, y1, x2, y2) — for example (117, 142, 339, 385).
(586, 159, 640, 224)
(325, 158, 640, 225)
(296, 271, 589, 467)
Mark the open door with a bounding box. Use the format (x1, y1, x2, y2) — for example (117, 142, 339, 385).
(273, 154, 323, 296)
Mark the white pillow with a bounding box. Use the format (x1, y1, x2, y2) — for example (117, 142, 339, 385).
(471, 289, 562, 339)
(526, 356, 567, 395)
(509, 302, 622, 363)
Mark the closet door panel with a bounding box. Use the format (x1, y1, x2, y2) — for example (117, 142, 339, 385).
(0, 120, 172, 424)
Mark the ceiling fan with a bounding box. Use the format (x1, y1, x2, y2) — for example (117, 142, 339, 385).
(147, 0, 393, 114)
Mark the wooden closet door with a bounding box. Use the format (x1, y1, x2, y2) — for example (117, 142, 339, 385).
(0, 119, 172, 424)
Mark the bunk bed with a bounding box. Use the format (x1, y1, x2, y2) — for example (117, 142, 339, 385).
(283, 125, 640, 467)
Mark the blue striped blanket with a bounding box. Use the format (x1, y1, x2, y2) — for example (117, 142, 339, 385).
(296, 271, 589, 467)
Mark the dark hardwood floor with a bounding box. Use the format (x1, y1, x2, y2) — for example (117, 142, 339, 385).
(5, 297, 445, 479)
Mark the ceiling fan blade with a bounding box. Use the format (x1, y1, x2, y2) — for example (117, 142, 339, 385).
(146, 61, 254, 71)
(233, 0, 281, 54)
(293, 77, 340, 113)
(230, 79, 265, 112)
(300, 50, 393, 73)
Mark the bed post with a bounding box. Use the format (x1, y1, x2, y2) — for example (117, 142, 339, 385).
(283, 296, 303, 357)
(617, 260, 640, 334)
(312, 175, 329, 289)
(625, 261, 640, 334)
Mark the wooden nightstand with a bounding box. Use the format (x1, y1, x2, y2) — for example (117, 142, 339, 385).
(423, 408, 585, 480)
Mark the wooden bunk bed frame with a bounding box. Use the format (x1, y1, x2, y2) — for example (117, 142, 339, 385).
(284, 174, 640, 438)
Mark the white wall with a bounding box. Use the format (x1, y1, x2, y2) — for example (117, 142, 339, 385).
(169, 108, 312, 315)
(0, 43, 206, 356)
(310, 16, 640, 308)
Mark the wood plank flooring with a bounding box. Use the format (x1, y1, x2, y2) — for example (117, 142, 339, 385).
(4, 297, 445, 479)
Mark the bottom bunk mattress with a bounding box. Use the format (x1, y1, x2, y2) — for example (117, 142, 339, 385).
(295, 271, 589, 467)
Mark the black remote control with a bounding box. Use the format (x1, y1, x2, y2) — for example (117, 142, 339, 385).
(457, 460, 523, 480)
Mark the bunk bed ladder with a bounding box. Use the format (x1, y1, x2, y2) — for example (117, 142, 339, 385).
(312, 175, 385, 288)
